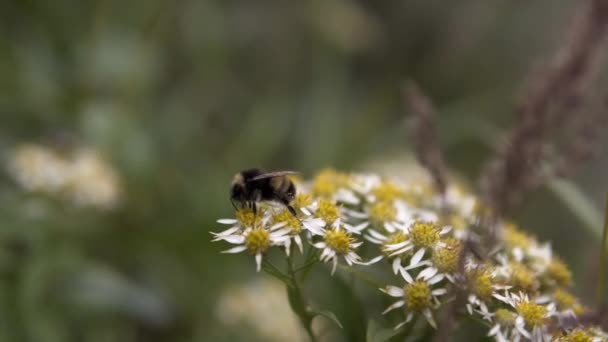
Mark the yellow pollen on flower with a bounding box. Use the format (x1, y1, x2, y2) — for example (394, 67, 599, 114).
(469, 268, 494, 300)
(432, 238, 461, 273)
(372, 181, 404, 202)
(562, 329, 594, 342)
(510, 263, 538, 291)
(554, 289, 575, 309)
(316, 199, 341, 224)
(381, 231, 408, 255)
(404, 280, 432, 311)
(546, 258, 573, 287)
(294, 193, 313, 209)
(572, 303, 587, 316)
(236, 208, 262, 227)
(503, 223, 534, 249)
(272, 210, 301, 235)
(324, 229, 352, 255)
(495, 309, 516, 326)
(516, 301, 547, 327)
(311, 169, 350, 198)
(369, 201, 396, 223)
(409, 221, 440, 248)
(245, 228, 271, 255)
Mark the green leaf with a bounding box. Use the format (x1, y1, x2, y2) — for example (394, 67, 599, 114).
(366, 320, 400, 342)
(547, 178, 603, 239)
(310, 309, 343, 329)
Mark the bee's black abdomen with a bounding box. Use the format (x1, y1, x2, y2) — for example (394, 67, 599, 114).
(241, 168, 263, 182)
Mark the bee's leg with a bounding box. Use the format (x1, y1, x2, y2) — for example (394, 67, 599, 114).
(287, 205, 297, 217)
(230, 199, 239, 211)
(252, 201, 257, 216)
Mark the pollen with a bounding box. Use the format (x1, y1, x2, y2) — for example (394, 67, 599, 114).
(554, 289, 575, 309)
(272, 210, 301, 235)
(495, 308, 516, 326)
(311, 169, 350, 198)
(404, 280, 432, 311)
(381, 231, 408, 255)
(316, 199, 341, 224)
(562, 329, 594, 342)
(294, 193, 313, 209)
(503, 223, 534, 250)
(516, 301, 547, 327)
(245, 228, 271, 255)
(372, 181, 404, 202)
(236, 208, 262, 227)
(324, 229, 352, 255)
(546, 258, 573, 287)
(432, 238, 461, 273)
(510, 262, 538, 292)
(469, 267, 494, 300)
(369, 201, 397, 223)
(409, 221, 440, 248)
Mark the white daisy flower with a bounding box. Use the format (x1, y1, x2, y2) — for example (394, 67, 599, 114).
(312, 223, 364, 275)
(380, 267, 448, 330)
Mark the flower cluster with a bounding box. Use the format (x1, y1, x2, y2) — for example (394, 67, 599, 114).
(8, 143, 122, 209)
(212, 169, 607, 341)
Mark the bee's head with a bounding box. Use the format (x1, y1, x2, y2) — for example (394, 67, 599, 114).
(230, 173, 246, 202)
(285, 181, 296, 202)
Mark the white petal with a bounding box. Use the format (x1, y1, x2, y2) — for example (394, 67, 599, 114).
(381, 285, 404, 297)
(255, 253, 263, 272)
(211, 226, 239, 236)
(357, 255, 383, 265)
(268, 222, 288, 231)
(428, 274, 445, 285)
(410, 248, 426, 266)
(367, 229, 387, 240)
(423, 309, 437, 329)
(313, 242, 327, 249)
(488, 324, 501, 336)
(417, 267, 438, 281)
(331, 257, 338, 275)
(384, 241, 410, 251)
(221, 245, 247, 254)
(439, 226, 452, 235)
(217, 219, 238, 225)
(392, 257, 402, 275)
(382, 300, 405, 314)
(432, 288, 447, 296)
(295, 235, 303, 253)
(301, 207, 311, 216)
(364, 236, 384, 244)
(400, 268, 414, 283)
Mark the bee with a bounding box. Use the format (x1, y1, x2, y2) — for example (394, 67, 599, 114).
(230, 168, 299, 217)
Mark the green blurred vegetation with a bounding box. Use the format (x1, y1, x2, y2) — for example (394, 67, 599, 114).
(0, 0, 607, 341)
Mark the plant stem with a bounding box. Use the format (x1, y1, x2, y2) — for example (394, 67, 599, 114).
(286, 246, 318, 342)
(597, 193, 608, 304)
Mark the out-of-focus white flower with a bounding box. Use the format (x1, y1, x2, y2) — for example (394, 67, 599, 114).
(8, 143, 121, 209)
(215, 278, 306, 342)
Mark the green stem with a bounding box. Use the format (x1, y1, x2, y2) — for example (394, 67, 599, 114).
(597, 193, 608, 304)
(262, 260, 294, 288)
(286, 247, 318, 342)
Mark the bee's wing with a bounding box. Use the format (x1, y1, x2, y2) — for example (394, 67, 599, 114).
(248, 171, 299, 182)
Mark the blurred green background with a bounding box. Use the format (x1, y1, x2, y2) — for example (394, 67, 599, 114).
(1, 0, 607, 341)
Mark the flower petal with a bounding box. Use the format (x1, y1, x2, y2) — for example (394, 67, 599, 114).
(217, 219, 238, 225)
(382, 300, 405, 314)
(221, 245, 247, 254)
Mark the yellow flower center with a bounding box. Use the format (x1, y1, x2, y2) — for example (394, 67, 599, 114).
(468, 268, 494, 300)
(311, 169, 350, 198)
(546, 258, 572, 287)
(404, 280, 432, 311)
(324, 229, 352, 255)
(316, 199, 340, 225)
(272, 210, 301, 235)
(554, 289, 575, 309)
(409, 221, 440, 248)
(381, 231, 408, 255)
(369, 201, 396, 223)
(516, 301, 547, 327)
(245, 228, 271, 255)
(294, 193, 313, 209)
(494, 308, 516, 326)
(503, 223, 534, 250)
(372, 182, 404, 202)
(510, 263, 537, 292)
(235, 208, 262, 227)
(432, 238, 461, 273)
(563, 329, 594, 342)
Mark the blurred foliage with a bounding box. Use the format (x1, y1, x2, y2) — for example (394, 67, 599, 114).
(0, 0, 607, 341)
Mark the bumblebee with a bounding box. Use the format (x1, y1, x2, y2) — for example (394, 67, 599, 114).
(230, 168, 299, 216)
